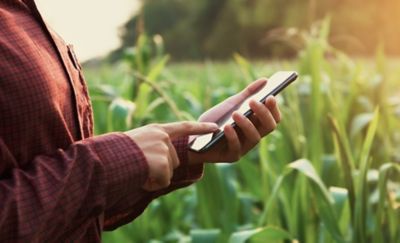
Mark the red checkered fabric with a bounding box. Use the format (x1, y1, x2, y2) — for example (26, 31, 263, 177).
(0, 0, 204, 242)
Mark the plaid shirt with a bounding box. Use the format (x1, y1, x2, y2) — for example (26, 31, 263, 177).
(0, 0, 204, 242)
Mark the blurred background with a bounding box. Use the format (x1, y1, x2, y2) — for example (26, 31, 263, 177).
(38, 0, 400, 61)
(37, 0, 400, 242)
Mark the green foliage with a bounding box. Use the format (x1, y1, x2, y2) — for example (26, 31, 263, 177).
(229, 226, 293, 243)
(115, 0, 400, 59)
(84, 18, 400, 243)
(88, 34, 189, 132)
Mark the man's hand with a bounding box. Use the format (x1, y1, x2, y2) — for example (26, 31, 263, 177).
(125, 122, 218, 191)
(188, 78, 281, 164)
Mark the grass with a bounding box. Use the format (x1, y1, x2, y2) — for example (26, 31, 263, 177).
(83, 22, 400, 243)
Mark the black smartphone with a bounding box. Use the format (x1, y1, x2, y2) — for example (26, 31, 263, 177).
(189, 71, 298, 153)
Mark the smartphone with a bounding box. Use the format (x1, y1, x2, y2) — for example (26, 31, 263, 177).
(189, 71, 298, 152)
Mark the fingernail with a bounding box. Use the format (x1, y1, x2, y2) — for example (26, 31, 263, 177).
(265, 96, 274, 104)
(257, 79, 267, 86)
(250, 99, 260, 106)
(233, 112, 243, 120)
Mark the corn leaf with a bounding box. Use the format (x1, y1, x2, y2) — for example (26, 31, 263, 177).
(191, 229, 221, 243)
(354, 108, 379, 243)
(229, 226, 294, 243)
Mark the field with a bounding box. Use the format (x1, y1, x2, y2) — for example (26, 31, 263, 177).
(83, 25, 400, 243)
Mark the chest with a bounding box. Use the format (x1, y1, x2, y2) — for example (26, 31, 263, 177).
(0, 3, 92, 165)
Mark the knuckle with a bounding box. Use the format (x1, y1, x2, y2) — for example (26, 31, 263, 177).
(160, 159, 170, 173)
(159, 131, 170, 141)
(159, 143, 169, 154)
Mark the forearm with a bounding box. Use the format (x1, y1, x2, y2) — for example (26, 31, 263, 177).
(0, 133, 148, 242)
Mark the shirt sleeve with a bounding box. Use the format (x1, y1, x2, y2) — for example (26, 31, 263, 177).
(103, 136, 204, 230)
(0, 132, 148, 242)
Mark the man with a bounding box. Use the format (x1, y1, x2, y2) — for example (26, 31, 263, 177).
(0, 0, 281, 242)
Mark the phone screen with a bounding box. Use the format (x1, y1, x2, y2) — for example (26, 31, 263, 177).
(190, 71, 298, 152)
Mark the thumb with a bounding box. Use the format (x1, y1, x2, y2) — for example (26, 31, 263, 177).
(238, 78, 268, 100)
(198, 78, 267, 123)
(161, 121, 219, 138)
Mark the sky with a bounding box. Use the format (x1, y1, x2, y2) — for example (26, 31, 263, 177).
(36, 0, 140, 61)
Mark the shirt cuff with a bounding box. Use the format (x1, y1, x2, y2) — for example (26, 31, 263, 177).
(171, 136, 204, 183)
(84, 132, 149, 206)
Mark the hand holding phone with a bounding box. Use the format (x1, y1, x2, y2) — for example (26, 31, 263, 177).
(189, 71, 298, 152)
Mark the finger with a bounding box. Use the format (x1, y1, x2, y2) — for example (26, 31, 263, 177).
(223, 124, 241, 161)
(265, 96, 281, 123)
(232, 111, 261, 148)
(198, 79, 267, 122)
(249, 99, 277, 136)
(238, 78, 267, 100)
(162, 121, 219, 138)
(223, 78, 267, 106)
(166, 140, 180, 169)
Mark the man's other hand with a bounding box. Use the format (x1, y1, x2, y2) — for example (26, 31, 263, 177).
(188, 79, 281, 164)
